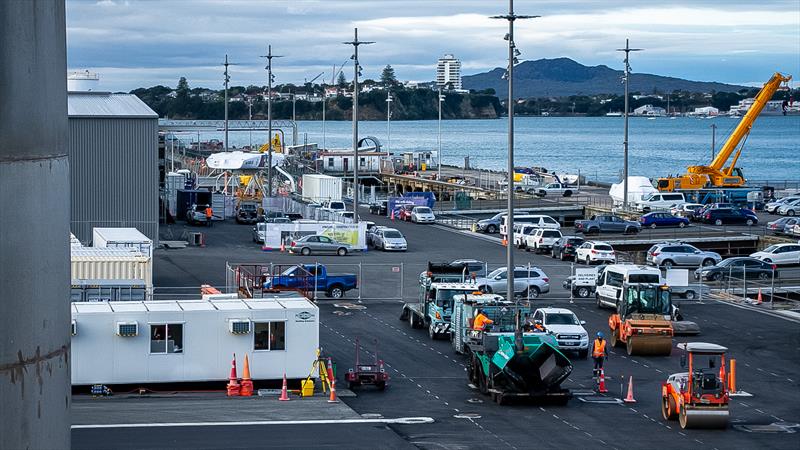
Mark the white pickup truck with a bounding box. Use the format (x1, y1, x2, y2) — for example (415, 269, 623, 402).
(534, 183, 576, 197)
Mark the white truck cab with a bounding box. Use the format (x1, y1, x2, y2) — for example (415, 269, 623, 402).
(595, 264, 663, 308)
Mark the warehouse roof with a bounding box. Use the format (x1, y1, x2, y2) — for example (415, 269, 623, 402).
(68, 92, 158, 118)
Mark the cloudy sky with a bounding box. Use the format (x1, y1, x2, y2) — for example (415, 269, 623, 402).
(66, 0, 800, 92)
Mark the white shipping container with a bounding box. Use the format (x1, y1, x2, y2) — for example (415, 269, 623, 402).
(71, 248, 153, 290)
(71, 297, 319, 385)
(302, 174, 342, 204)
(92, 227, 153, 258)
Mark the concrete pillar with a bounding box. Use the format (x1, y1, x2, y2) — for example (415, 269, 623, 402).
(0, 1, 71, 449)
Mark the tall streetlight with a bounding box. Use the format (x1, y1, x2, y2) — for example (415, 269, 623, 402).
(343, 28, 374, 223)
(437, 87, 444, 180)
(386, 90, 393, 152)
(616, 39, 642, 211)
(492, 0, 538, 306)
(710, 123, 717, 160)
(260, 45, 283, 196)
(222, 54, 233, 152)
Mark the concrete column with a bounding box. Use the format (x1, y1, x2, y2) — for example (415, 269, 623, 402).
(0, 1, 71, 449)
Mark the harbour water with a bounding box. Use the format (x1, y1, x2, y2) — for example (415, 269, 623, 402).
(169, 115, 799, 183)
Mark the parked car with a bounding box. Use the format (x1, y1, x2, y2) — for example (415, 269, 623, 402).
(513, 224, 539, 249)
(533, 182, 575, 197)
(288, 235, 350, 256)
(777, 199, 800, 216)
(694, 257, 778, 282)
(475, 266, 550, 298)
(411, 206, 436, 224)
(263, 264, 357, 299)
(450, 259, 488, 278)
(646, 242, 722, 268)
(700, 208, 758, 226)
(575, 241, 616, 265)
(369, 200, 388, 215)
(766, 217, 800, 235)
(750, 243, 800, 265)
(574, 215, 641, 235)
(792, 224, 800, 237)
(526, 228, 563, 254)
(550, 236, 586, 261)
(285, 212, 303, 221)
(186, 203, 212, 226)
(639, 212, 690, 229)
(366, 226, 387, 247)
(235, 202, 260, 224)
(670, 203, 704, 218)
(265, 217, 292, 224)
(635, 192, 686, 212)
(322, 200, 347, 213)
(530, 308, 589, 358)
(475, 212, 504, 234)
(371, 228, 407, 252)
(398, 205, 415, 221)
(692, 203, 734, 222)
(765, 196, 800, 214)
(500, 214, 560, 236)
(338, 211, 360, 221)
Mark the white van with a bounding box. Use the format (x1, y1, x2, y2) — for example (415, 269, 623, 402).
(595, 265, 663, 308)
(635, 193, 686, 212)
(513, 224, 539, 248)
(500, 214, 560, 236)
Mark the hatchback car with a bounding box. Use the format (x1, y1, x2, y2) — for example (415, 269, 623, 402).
(410, 206, 436, 224)
(695, 257, 778, 282)
(398, 205, 415, 221)
(750, 243, 800, 266)
(777, 199, 800, 216)
(550, 236, 586, 261)
(288, 235, 350, 256)
(692, 203, 734, 222)
(640, 212, 690, 228)
(701, 208, 758, 226)
(371, 228, 407, 252)
(575, 241, 616, 265)
(766, 217, 800, 235)
(646, 242, 722, 268)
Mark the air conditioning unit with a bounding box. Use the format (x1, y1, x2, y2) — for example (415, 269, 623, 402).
(228, 319, 251, 335)
(71, 320, 77, 336)
(116, 321, 138, 337)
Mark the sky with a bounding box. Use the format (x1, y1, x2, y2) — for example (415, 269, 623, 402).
(66, 0, 800, 92)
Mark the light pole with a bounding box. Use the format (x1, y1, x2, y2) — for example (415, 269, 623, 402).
(223, 54, 230, 152)
(260, 45, 283, 196)
(617, 39, 642, 211)
(247, 97, 253, 149)
(437, 87, 444, 179)
(710, 123, 717, 160)
(492, 1, 538, 306)
(344, 28, 374, 224)
(386, 91, 393, 152)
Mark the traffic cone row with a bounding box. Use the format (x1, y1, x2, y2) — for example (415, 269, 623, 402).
(225, 354, 341, 403)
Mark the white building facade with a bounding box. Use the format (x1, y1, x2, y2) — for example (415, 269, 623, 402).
(436, 54, 462, 90)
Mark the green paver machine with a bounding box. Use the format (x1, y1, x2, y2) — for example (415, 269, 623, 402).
(452, 293, 573, 405)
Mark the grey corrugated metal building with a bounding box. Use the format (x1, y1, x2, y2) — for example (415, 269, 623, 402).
(68, 92, 159, 244)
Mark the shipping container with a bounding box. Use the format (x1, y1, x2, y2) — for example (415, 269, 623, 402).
(71, 248, 153, 291)
(176, 189, 213, 221)
(71, 279, 147, 302)
(70, 233, 83, 248)
(302, 174, 342, 204)
(70, 297, 319, 385)
(92, 227, 153, 258)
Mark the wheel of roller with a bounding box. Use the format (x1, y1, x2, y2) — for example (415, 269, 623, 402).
(679, 405, 690, 429)
(626, 336, 636, 355)
(662, 396, 677, 421)
(611, 327, 621, 347)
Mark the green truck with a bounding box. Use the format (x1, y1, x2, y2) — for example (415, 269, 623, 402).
(451, 293, 573, 405)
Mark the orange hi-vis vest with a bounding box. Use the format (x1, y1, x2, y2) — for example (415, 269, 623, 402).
(592, 338, 606, 358)
(205, 207, 213, 218)
(473, 314, 493, 331)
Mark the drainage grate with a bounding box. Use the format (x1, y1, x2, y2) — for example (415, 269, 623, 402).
(734, 423, 798, 433)
(578, 396, 623, 404)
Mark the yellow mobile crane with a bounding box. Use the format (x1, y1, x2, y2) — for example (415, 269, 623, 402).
(657, 72, 792, 192)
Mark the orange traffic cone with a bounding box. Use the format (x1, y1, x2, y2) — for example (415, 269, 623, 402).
(240, 354, 253, 397)
(279, 373, 290, 401)
(226, 353, 240, 397)
(328, 377, 339, 403)
(624, 376, 637, 403)
(280, 241, 286, 252)
(598, 368, 608, 393)
(501, 237, 508, 247)
(390, 210, 395, 221)
(755, 288, 763, 305)
(327, 357, 334, 381)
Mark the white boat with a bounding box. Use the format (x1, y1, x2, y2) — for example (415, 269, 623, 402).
(605, 111, 622, 117)
(206, 150, 285, 170)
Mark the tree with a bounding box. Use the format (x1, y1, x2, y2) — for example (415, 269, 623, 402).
(380, 65, 397, 87)
(176, 77, 189, 98)
(337, 72, 347, 89)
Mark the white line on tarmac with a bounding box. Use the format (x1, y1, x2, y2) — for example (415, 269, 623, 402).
(71, 417, 435, 429)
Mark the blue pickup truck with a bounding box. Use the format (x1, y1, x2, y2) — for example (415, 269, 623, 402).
(262, 264, 357, 299)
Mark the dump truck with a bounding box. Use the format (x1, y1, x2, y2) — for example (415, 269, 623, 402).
(609, 284, 674, 356)
(451, 293, 573, 405)
(661, 342, 730, 429)
(400, 262, 478, 340)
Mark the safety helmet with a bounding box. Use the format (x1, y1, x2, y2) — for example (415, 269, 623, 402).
(596, 332, 604, 339)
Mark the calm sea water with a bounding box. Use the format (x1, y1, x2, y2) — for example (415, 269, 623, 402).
(171, 116, 799, 183)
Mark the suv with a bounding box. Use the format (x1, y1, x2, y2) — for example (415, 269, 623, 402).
(474, 266, 550, 298)
(513, 224, 538, 248)
(701, 208, 758, 226)
(475, 212, 504, 234)
(235, 202, 260, 224)
(530, 308, 589, 358)
(550, 236, 585, 261)
(575, 241, 616, 265)
(369, 200, 388, 215)
(646, 242, 721, 268)
(526, 228, 563, 254)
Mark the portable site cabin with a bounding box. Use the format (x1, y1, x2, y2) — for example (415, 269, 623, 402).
(71, 297, 319, 385)
(92, 227, 153, 258)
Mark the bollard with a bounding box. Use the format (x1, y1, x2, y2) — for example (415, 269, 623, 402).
(728, 359, 737, 393)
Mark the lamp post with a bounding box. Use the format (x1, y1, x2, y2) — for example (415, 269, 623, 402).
(616, 39, 642, 211)
(223, 54, 230, 152)
(710, 123, 717, 160)
(438, 87, 444, 180)
(492, 0, 538, 305)
(343, 28, 374, 224)
(260, 45, 283, 196)
(386, 91, 393, 152)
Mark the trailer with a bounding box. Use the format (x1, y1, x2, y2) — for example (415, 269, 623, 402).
(70, 296, 318, 385)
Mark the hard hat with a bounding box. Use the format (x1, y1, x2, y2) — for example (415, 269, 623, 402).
(596, 332, 604, 339)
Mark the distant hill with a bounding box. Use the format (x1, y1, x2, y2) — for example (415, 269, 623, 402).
(462, 57, 750, 98)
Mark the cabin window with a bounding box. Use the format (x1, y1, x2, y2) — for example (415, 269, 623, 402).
(150, 324, 183, 354)
(254, 321, 286, 351)
(359, 157, 366, 167)
(328, 158, 334, 168)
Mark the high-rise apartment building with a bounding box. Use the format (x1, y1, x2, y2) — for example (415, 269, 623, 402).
(436, 54, 462, 90)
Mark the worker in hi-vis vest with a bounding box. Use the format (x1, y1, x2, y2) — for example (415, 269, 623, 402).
(205, 206, 213, 227)
(473, 309, 494, 332)
(592, 332, 608, 376)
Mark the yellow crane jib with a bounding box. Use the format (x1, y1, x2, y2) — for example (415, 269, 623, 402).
(657, 72, 792, 191)
(257, 133, 283, 154)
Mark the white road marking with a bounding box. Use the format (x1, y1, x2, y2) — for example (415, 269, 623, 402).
(72, 417, 435, 429)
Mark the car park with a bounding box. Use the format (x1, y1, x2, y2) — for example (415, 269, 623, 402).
(526, 228, 562, 254)
(370, 228, 408, 252)
(670, 203, 704, 218)
(410, 206, 436, 224)
(639, 212, 690, 228)
(475, 212, 504, 234)
(765, 196, 800, 214)
(646, 242, 721, 268)
(474, 266, 550, 298)
(765, 217, 800, 235)
(777, 199, 800, 216)
(530, 308, 589, 358)
(288, 235, 350, 256)
(574, 215, 640, 235)
(700, 208, 758, 226)
(550, 236, 585, 261)
(694, 257, 778, 282)
(575, 241, 616, 265)
(750, 243, 800, 265)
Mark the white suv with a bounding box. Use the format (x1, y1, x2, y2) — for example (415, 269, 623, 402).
(526, 228, 563, 254)
(531, 308, 589, 358)
(575, 241, 617, 264)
